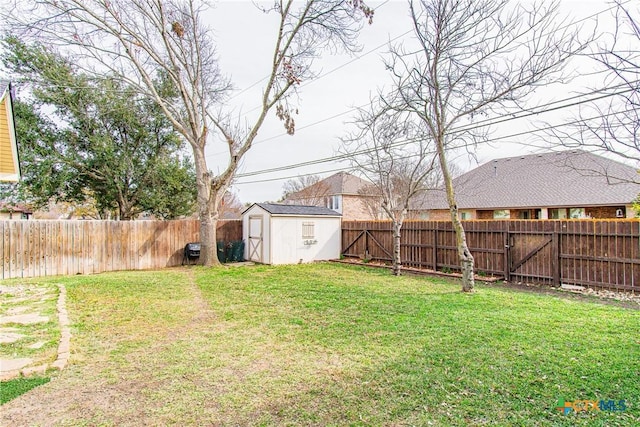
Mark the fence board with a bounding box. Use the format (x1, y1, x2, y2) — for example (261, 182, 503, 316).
(1, 219, 242, 279)
(342, 219, 639, 293)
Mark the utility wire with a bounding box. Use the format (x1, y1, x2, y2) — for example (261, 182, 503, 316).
(207, 1, 633, 161)
(245, 78, 638, 148)
(14, 0, 626, 97)
(226, 0, 395, 102)
(235, 106, 635, 181)
(234, 85, 636, 178)
(235, 0, 627, 116)
(207, 79, 636, 160)
(235, 148, 469, 185)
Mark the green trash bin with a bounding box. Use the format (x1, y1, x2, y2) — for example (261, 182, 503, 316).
(228, 240, 245, 262)
(216, 241, 227, 263)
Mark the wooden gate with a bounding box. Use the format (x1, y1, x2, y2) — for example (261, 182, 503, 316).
(506, 231, 559, 285)
(341, 228, 392, 261)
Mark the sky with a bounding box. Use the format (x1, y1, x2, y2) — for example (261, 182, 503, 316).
(203, 0, 622, 204)
(2, 0, 628, 204)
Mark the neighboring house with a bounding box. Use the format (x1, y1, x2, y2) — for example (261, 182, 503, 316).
(0, 202, 32, 220)
(413, 150, 639, 220)
(282, 171, 381, 220)
(0, 81, 20, 182)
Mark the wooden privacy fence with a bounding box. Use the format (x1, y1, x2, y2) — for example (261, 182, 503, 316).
(1, 219, 242, 279)
(342, 220, 640, 293)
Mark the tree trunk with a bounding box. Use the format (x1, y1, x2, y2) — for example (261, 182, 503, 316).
(392, 220, 402, 276)
(449, 204, 475, 292)
(199, 205, 219, 266)
(193, 145, 221, 267)
(435, 141, 475, 292)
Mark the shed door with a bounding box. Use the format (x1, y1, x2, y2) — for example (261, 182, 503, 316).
(248, 215, 263, 263)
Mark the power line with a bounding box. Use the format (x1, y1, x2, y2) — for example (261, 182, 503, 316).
(234, 105, 636, 182)
(207, 1, 632, 161)
(207, 79, 635, 161)
(226, 0, 396, 103)
(238, 30, 413, 118)
(246, 78, 639, 149)
(235, 146, 468, 186)
(235, 0, 627, 116)
(233, 84, 636, 178)
(235, 165, 354, 185)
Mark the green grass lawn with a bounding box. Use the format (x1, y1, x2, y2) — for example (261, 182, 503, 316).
(1, 263, 638, 426)
(0, 377, 51, 405)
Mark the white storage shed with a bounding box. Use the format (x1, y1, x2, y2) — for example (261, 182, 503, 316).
(242, 203, 342, 265)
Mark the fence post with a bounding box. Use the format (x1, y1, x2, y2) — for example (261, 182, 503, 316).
(432, 228, 438, 271)
(503, 231, 510, 282)
(551, 231, 560, 286)
(364, 225, 369, 260)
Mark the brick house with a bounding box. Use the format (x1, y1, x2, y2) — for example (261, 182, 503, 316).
(413, 151, 639, 220)
(282, 172, 381, 220)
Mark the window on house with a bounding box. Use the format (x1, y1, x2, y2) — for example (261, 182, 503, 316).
(460, 211, 471, 220)
(325, 195, 340, 211)
(493, 210, 510, 219)
(569, 208, 586, 219)
(550, 209, 567, 219)
(302, 222, 315, 238)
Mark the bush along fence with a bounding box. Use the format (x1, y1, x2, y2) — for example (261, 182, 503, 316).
(1, 219, 242, 279)
(342, 220, 640, 294)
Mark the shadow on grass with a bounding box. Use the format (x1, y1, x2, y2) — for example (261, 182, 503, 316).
(1, 376, 51, 405)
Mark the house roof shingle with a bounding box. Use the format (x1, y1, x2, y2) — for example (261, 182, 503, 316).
(320, 172, 372, 195)
(283, 172, 375, 204)
(249, 203, 341, 216)
(415, 150, 639, 210)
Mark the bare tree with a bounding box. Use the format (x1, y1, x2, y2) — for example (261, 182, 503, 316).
(549, 1, 639, 169)
(386, 0, 589, 290)
(5, 0, 373, 265)
(218, 191, 244, 220)
(281, 175, 331, 206)
(341, 105, 438, 276)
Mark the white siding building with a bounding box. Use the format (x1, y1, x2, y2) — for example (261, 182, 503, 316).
(242, 203, 341, 265)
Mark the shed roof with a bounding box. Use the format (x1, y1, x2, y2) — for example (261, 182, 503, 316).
(414, 150, 639, 210)
(246, 203, 341, 216)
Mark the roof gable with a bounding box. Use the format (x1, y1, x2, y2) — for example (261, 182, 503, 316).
(287, 172, 372, 199)
(416, 150, 639, 210)
(321, 172, 372, 195)
(0, 81, 20, 182)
